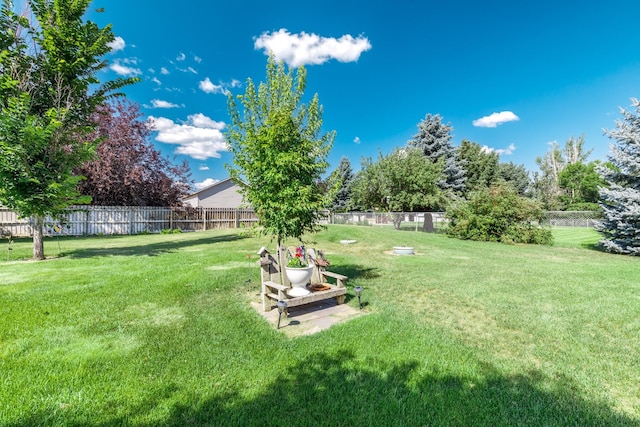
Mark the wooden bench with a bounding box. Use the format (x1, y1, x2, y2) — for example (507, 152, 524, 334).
(258, 246, 348, 311)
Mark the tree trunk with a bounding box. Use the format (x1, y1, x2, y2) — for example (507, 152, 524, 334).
(392, 213, 402, 230)
(423, 213, 435, 233)
(32, 215, 45, 260)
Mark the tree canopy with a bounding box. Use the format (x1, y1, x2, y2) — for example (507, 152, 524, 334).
(76, 100, 191, 206)
(225, 56, 334, 247)
(0, 0, 137, 259)
(533, 135, 592, 210)
(350, 147, 444, 228)
(407, 113, 466, 196)
(457, 139, 499, 196)
(325, 156, 354, 212)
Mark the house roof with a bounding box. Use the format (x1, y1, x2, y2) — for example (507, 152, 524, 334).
(185, 177, 242, 198)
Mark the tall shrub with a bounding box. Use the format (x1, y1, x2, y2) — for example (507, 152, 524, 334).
(447, 183, 552, 245)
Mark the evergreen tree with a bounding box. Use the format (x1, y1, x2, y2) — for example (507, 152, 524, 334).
(457, 139, 499, 195)
(407, 113, 466, 195)
(498, 162, 531, 196)
(597, 99, 640, 255)
(326, 156, 353, 212)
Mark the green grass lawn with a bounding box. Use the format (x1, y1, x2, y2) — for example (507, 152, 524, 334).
(1, 226, 639, 426)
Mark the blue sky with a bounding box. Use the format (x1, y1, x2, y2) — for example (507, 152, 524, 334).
(80, 0, 640, 190)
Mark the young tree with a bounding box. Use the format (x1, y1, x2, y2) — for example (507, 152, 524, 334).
(0, 1, 136, 259)
(225, 56, 334, 248)
(76, 100, 191, 206)
(597, 99, 640, 255)
(350, 147, 444, 228)
(407, 113, 466, 196)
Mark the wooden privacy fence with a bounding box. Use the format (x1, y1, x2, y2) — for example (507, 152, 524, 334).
(0, 206, 258, 237)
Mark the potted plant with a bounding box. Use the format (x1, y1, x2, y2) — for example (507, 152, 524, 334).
(284, 245, 314, 296)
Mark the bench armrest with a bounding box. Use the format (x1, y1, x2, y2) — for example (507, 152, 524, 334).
(320, 271, 348, 281)
(263, 280, 288, 291)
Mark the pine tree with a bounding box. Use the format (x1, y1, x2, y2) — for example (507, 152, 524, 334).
(597, 99, 640, 255)
(407, 113, 466, 195)
(326, 156, 354, 212)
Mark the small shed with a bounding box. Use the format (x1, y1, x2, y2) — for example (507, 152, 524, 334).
(183, 178, 246, 209)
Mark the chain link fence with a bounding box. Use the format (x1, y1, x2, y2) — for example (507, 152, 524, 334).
(330, 212, 448, 232)
(542, 211, 603, 227)
(330, 211, 603, 231)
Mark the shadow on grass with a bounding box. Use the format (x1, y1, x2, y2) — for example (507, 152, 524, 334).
(129, 351, 640, 426)
(12, 350, 636, 426)
(329, 263, 381, 281)
(63, 234, 246, 259)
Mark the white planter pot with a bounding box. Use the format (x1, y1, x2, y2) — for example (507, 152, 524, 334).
(285, 266, 313, 296)
(393, 246, 415, 255)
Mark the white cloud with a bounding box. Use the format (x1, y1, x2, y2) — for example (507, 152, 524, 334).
(149, 99, 180, 109)
(121, 57, 139, 65)
(199, 164, 210, 171)
(160, 67, 170, 75)
(187, 66, 198, 74)
(151, 77, 161, 85)
(254, 28, 372, 67)
(149, 114, 227, 160)
(472, 111, 520, 128)
(109, 61, 142, 76)
(481, 143, 516, 156)
(189, 113, 224, 128)
(176, 52, 186, 61)
(107, 36, 125, 52)
(199, 77, 228, 95)
(353, 136, 361, 144)
(194, 55, 202, 63)
(195, 178, 219, 190)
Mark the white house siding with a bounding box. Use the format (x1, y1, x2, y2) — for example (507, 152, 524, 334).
(188, 179, 245, 208)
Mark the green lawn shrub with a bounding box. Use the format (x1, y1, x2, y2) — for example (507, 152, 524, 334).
(446, 183, 553, 245)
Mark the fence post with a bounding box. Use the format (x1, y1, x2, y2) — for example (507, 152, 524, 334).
(129, 208, 133, 235)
